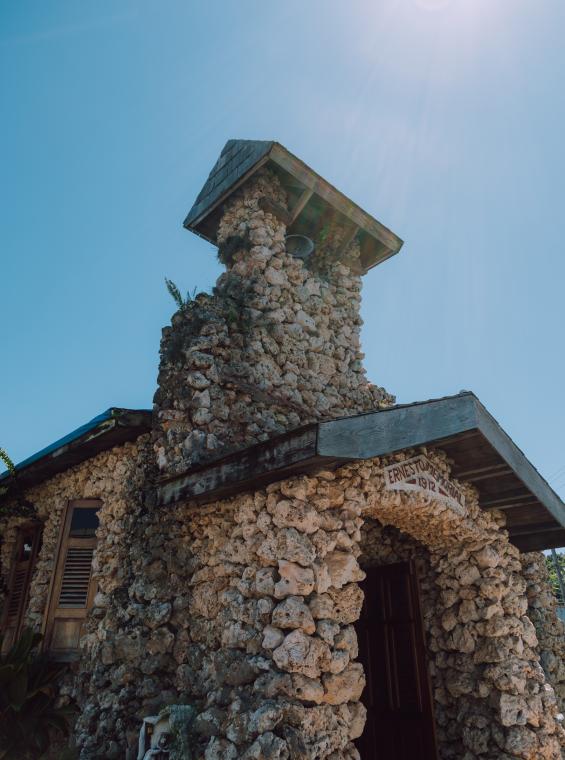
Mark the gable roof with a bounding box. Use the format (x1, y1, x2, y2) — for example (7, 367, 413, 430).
(184, 139, 403, 275)
(157, 392, 565, 553)
(0, 408, 152, 497)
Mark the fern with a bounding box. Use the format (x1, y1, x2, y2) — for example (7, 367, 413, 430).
(165, 278, 198, 312)
(0, 447, 15, 476)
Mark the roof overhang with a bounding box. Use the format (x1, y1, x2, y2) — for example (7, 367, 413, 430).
(0, 408, 152, 498)
(157, 392, 565, 553)
(184, 139, 403, 275)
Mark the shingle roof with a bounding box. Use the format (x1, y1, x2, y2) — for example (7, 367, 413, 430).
(0, 408, 152, 496)
(184, 140, 273, 229)
(183, 139, 404, 274)
(156, 392, 565, 553)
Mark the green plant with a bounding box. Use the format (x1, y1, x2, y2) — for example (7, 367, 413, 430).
(0, 448, 16, 477)
(0, 628, 76, 760)
(165, 278, 198, 312)
(546, 552, 565, 604)
(0, 448, 38, 596)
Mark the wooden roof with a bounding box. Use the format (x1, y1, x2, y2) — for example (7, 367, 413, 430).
(0, 409, 152, 498)
(184, 139, 403, 275)
(157, 392, 565, 553)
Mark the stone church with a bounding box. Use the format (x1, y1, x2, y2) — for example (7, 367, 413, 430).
(2, 140, 565, 760)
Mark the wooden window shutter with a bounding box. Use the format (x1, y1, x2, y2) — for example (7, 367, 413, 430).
(1, 524, 42, 654)
(44, 500, 100, 660)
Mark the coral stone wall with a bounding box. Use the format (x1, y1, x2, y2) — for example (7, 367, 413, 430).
(0, 437, 153, 758)
(522, 552, 565, 713)
(3, 440, 564, 760)
(68, 448, 563, 760)
(3, 170, 564, 760)
(0, 437, 151, 636)
(358, 451, 564, 759)
(153, 169, 392, 477)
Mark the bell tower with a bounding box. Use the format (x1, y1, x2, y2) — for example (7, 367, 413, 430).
(153, 140, 403, 477)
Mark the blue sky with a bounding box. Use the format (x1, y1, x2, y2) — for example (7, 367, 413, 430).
(1, 0, 564, 500)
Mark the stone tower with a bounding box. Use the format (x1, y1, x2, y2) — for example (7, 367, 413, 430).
(153, 140, 403, 477)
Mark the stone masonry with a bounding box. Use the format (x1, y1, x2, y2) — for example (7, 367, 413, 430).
(522, 552, 565, 713)
(153, 168, 392, 477)
(70, 450, 564, 759)
(1, 164, 564, 760)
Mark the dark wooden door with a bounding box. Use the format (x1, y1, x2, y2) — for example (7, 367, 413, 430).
(355, 561, 438, 760)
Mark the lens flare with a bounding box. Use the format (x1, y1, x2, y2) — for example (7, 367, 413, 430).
(415, 0, 452, 11)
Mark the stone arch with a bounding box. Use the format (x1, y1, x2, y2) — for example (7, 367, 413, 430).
(355, 451, 564, 759)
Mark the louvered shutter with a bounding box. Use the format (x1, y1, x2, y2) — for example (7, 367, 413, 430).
(44, 501, 100, 659)
(1, 524, 42, 653)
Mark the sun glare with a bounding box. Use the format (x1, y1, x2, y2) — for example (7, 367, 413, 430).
(416, 0, 452, 10)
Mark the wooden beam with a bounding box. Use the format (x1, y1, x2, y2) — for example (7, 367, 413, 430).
(157, 425, 327, 506)
(258, 197, 291, 225)
(481, 500, 539, 511)
(317, 394, 479, 461)
(455, 462, 511, 479)
(508, 522, 562, 537)
(334, 225, 360, 261)
(474, 401, 565, 532)
(270, 143, 403, 253)
(154, 391, 565, 553)
(288, 188, 314, 225)
(511, 530, 565, 553)
(466, 468, 514, 483)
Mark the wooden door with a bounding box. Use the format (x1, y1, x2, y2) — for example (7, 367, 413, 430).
(355, 561, 438, 760)
(1, 524, 42, 653)
(44, 500, 100, 659)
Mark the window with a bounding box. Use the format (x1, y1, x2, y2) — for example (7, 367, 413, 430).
(1, 524, 42, 653)
(44, 500, 100, 659)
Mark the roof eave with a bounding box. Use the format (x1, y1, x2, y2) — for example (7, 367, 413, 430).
(0, 408, 152, 498)
(156, 392, 565, 553)
(183, 140, 404, 274)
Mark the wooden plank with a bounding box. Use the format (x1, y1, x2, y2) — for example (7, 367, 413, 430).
(1, 410, 152, 496)
(158, 426, 326, 506)
(512, 529, 565, 553)
(317, 394, 479, 460)
(43, 500, 100, 659)
(480, 492, 535, 508)
(269, 143, 403, 253)
(288, 188, 314, 225)
(455, 462, 512, 479)
(465, 468, 514, 483)
(474, 400, 565, 531)
(508, 521, 561, 537)
(334, 224, 360, 261)
(154, 391, 565, 553)
(258, 197, 292, 225)
(481, 499, 539, 511)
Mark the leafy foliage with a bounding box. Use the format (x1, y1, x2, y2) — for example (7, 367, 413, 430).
(0, 447, 38, 596)
(0, 448, 16, 477)
(545, 552, 565, 605)
(0, 628, 76, 760)
(165, 278, 198, 312)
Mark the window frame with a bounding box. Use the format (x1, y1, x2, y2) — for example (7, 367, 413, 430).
(1, 521, 43, 652)
(42, 499, 101, 660)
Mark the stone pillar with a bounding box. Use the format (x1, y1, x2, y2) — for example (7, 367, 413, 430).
(171, 470, 368, 760)
(153, 168, 392, 478)
(522, 551, 565, 713)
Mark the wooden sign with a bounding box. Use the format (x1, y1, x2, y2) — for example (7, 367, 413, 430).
(383, 455, 466, 515)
